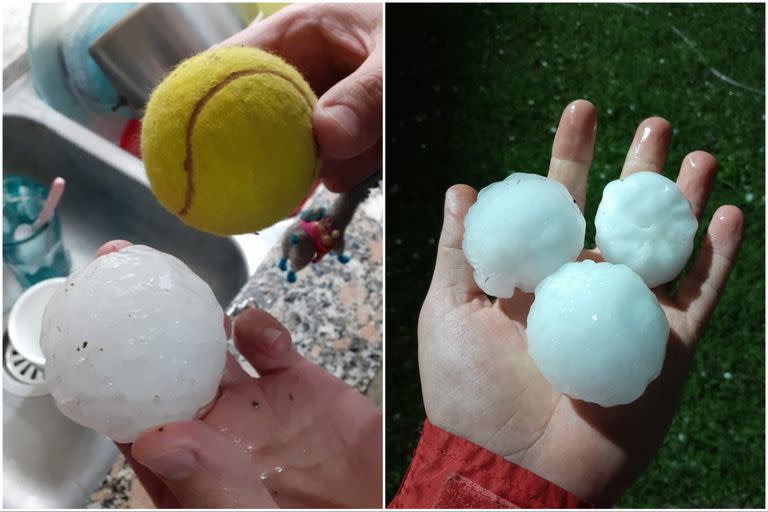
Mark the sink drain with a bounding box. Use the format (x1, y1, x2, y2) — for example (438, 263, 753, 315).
(6, 341, 45, 385)
(3, 332, 48, 397)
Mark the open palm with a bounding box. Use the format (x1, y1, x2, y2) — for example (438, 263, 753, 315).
(418, 100, 743, 505)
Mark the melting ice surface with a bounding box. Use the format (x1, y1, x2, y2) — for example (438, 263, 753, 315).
(527, 260, 669, 407)
(462, 173, 586, 297)
(595, 172, 697, 288)
(40, 245, 227, 442)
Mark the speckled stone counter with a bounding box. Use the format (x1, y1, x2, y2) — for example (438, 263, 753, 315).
(87, 185, 383, 508)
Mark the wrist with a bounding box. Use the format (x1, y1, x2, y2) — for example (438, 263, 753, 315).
(390, 419, 595, 509)
(429, 415, 627, 507)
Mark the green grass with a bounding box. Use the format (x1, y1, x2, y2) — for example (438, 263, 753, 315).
(385, 3, 764, 507)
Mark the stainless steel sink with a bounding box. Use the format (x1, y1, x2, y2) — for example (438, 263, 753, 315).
(3, 333, 119, 509)
(3, 73, 259, 508)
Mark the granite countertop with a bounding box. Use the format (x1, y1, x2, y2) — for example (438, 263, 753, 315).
(88, 185, 383, 508)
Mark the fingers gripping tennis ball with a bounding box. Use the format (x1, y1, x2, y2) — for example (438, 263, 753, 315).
(141, 47, 318, 236)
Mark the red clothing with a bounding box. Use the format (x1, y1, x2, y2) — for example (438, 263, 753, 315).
(390, 419, 595, 509)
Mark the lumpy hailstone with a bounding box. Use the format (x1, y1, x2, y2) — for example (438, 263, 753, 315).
(595, 172, 697, 288)
(527, 260, 669, 407)
(40, 245, 227, 442)
(462, 173, 586, 298)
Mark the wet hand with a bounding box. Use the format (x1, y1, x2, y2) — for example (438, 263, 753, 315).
(95, 241, 382, 509)
(417, 100, 743, 505)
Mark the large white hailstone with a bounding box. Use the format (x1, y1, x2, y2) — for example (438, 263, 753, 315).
(527, 260, 669, 407)
(526, 260, 669, 407)
(462, 173, 586, 297)
(40, 245, 227, 442)
(595, 171, 698, 288)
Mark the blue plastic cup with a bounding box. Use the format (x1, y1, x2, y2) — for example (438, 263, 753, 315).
(3, 176, 71, 289)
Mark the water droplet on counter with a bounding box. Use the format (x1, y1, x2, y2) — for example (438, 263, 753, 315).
(259, 471, 268, 481)
(274, 465, 284, 473)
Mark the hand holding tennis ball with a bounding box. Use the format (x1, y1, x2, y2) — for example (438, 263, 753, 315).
(142, 2, 384, 235)
(141, 47, 318, 236)
(216, 3, 383, 192)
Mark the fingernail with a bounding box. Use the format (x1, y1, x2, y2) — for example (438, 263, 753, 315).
(324, 104, 359, 138)
(141, 450, 198, 480)
(261, 327, 283, 351)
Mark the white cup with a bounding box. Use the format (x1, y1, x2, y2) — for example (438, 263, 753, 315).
(7, 277, 66, 367)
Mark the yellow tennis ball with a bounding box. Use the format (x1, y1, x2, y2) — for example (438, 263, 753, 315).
(141, 47, 318, 236)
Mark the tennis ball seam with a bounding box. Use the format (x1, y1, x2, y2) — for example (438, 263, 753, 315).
(180, 68, 316, 217)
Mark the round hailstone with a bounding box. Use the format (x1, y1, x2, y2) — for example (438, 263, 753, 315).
(595, 171, 698, 288)
(462, 173, 586, 297)
(40, 245, 227, 442)
(527, 260, 669, 407)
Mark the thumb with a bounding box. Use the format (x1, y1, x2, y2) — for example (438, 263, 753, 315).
(314, 47, 383, 160)
(132, 421, 278, 508)
(425, 185, 485, 313)
(234, 307, 305, 375)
